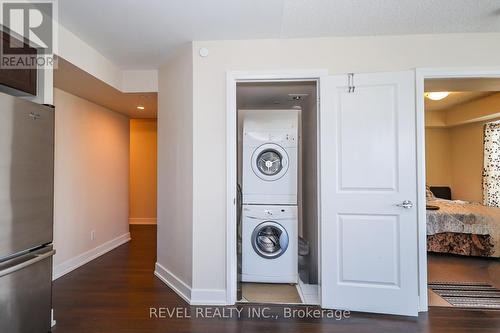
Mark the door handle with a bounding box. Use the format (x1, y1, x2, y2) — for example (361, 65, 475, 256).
(0, 249, 55, 278)
(396, 200, 414, 209)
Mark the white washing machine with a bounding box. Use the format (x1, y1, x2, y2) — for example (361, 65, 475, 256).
(242, 205, 298, 283)
(241, 110, 299, 205)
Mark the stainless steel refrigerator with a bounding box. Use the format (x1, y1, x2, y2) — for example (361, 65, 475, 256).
(0, 92, 55, 333)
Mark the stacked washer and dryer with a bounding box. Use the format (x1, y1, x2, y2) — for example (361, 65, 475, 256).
(241, 110, 299, 284)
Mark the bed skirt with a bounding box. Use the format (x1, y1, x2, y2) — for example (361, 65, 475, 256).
(427, 233, 495, 257)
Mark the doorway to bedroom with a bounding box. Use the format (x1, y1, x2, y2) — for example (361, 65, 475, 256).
(423, 77, 500, 309)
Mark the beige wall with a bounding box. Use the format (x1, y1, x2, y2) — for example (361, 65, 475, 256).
(448, 122, 486, 202)
(425, 128, 452, 187)
(156, 44, 194, 288)
(426, 118, 500, 203)
(53, 88, 130, 277)
(129, 119, 157, 224)
(425, 124, 483, 202)
(425, 88, 500, 202)
(444, 93, 500, 202)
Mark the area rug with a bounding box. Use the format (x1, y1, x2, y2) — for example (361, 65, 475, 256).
(429, 282, 500, 309)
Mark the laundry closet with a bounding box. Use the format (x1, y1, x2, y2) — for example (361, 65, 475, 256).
(236, 81, 319, 304)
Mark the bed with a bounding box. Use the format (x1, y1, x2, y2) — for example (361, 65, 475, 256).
(426, 194, 500, 258)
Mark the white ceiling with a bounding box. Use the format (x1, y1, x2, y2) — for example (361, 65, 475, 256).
(58, 0, 500, 69)
(425, 78, 500, 92)
(54, 58, 157, 118)
(424, 91, 494, 112)
(424, 77, 500, 112)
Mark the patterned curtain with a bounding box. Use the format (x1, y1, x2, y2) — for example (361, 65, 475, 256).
(483, 121, 500, 207)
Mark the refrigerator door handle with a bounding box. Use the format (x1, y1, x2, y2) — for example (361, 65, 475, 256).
(0, 250, 55, 278)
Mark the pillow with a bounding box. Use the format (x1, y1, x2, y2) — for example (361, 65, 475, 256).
(426, 185, 435, 200)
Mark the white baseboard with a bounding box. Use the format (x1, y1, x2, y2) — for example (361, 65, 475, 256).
(53, 232, 131, 280)
(129, 217, 157, 225)
(154, 262, 192, 304)
(154, 262, 227, 305)
(190, 288, 227, 305)
(51, 309, 56, 327)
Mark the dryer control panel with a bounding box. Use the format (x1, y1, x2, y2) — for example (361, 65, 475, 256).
(243, 205, 298, 220)
(245, 130, 297, 148)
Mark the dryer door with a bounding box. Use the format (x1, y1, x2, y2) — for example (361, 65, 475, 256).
(251, 221, 289, 259)
(251, 143, 289, 181)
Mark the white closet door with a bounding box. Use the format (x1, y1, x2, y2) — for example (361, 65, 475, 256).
(320, 71, 419, 316)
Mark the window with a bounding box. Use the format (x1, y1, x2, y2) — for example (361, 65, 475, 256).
(483, 121, 500, 207)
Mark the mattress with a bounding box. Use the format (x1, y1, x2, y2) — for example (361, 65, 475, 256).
(426, 199, 500, 257)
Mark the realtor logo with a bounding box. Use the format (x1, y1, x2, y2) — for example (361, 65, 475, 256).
(0, 0, 57, 69)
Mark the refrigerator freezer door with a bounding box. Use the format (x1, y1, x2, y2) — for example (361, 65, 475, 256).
(0, 246, 53, 333)
(0, 93, 54, 259)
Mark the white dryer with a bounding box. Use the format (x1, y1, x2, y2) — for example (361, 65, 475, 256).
(241, 110, 299, 205)
(242, 205, 298, 283)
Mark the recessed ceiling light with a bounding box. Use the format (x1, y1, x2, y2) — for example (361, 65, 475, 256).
(137, 106, 145, 110)
(425, 92, 450, 101)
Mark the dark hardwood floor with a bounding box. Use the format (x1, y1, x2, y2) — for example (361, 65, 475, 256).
(428, 252, 500, 288)
(427, 252, 500, 307)
(52, 225, 500, 333)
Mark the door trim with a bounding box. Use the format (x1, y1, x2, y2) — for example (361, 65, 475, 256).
(226, 69, 327, 305)
(415, 67, 500, 312)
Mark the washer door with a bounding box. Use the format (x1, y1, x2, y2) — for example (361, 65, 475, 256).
(251, 221, 289, 259)
(251, 143, 289, 181)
